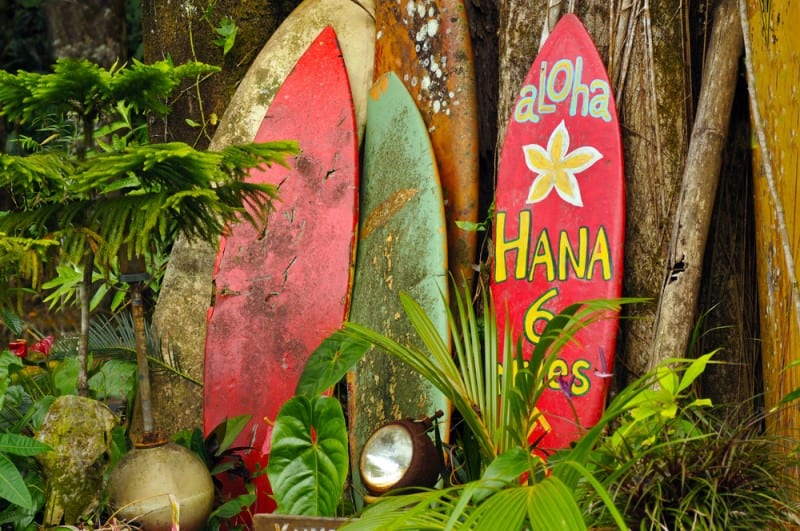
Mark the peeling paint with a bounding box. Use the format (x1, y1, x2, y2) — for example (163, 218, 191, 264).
(359, 188, 419, 240)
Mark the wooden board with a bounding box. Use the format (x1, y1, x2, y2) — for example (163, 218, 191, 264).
(347, 72, 449, 504)
(204, 27, 358, 513)
(746, 2, 800, 441)
(490, 14, 625, 453)
(373, 0, 479, 289)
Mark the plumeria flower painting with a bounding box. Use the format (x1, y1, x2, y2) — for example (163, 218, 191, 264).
(523, 120, 602, 207)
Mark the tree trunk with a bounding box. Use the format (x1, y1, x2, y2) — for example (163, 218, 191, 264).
(141, 0, 299, 439)
(43, 0, 126, 67)
(648, 0, 743, 372)
(142, 0, 301, 149)
(743, 0, 800, 440)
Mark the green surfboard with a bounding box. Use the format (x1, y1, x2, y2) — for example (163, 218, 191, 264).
(347, 71, 450, 504)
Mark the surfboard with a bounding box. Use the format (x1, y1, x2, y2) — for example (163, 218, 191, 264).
(490, 14, 625, 453)
(373, 0, 479, 290)
(151, 0, 375, 442)
(209, 0, 376, 150)
(347, 71, 449, 504)
(203, 27, 358, 513)
(746, 2, 800, 445)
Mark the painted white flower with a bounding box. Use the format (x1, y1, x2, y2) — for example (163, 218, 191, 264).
(523, 120, 601, 207)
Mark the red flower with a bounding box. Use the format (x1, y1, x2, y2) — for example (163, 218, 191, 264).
(8, 340, 27, 358)
(30, 336, 55, 357)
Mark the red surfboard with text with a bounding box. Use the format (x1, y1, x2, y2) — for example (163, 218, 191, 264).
(491, 14, 624, 452)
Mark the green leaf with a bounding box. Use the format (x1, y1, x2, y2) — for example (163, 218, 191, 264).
(213, 415, 251, 456)
(777, 386, 800, 409)
(472, 447, 529, 502)
(459, 477, 587, 530)
(209, 491, 257, 519)
(267, 395, 348, 516)
(295, 331, 370, 397)
(677, 351, 716, 393)
(52, 357, 79, 396)
(0, 453, 34, 510)
(0, 433, 51, 457)
(88, 359, 137, 400)
(213, 17, 238, 56)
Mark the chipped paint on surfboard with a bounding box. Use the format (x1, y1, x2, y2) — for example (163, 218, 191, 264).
(204, 27, 358, 513)
(373, 0, 479, 290)
(347, 71, 449, 505)
(490, 14, 625, 453)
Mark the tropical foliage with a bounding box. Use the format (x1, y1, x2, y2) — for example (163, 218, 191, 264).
(272, 282, 800, 529)
(0, 55, 298, 527)
(0, 57, 297, 397)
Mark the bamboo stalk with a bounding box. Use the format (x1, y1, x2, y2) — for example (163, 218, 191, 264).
(648, 0, 743, 370)
(737, 0, 800, 341)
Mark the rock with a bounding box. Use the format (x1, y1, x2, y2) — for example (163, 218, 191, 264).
(35, 395, 118, 525)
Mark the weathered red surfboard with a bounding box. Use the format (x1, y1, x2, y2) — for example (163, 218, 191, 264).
(490, 14, 624, 452)
(203, 27, 358, 512)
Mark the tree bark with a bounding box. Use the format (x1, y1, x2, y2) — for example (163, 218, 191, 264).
(43, 0, 126, 67)
(648, 0, 743, 372)
(142, 0, 300, 148)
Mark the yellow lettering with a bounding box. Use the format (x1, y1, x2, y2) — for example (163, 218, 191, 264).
(569, 57, 590, 117)
(528, 229, 555, 282)
(570, 359, 592, 396)
(494, 210, 530, 282)
(523, 288, 557, 344)
(537, 61, 555, 113)
(587, 226, 612, 280)
(547, 358, 569, 391)
(558, 227, 588, 280)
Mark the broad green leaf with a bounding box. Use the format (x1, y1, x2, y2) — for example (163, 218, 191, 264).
(88, 359, 137, 401)
(0, 453, 33, 510)
(214, 415, 251, 456)
(460, 477, 587, 530)
(0, 351, 21, 411)
(213, 17, 238, 56)
(677, 351, 716, 393)
(472, 446, 529, 502)
(687, 397, 712, 408)
(267, 395, 348, 516)
(295, 331, 370, 397)
(0, 433, 50, 457)
(52, 357, 79, 396)
(656, 365, 678, 395)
